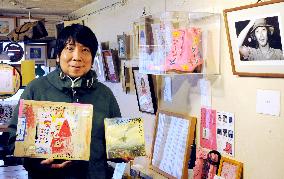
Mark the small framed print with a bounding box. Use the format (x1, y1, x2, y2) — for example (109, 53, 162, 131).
(117, 34, 130, 59)
(217, 157, 243, 179)
(25, 44, 47, 64)
(0, 16, 16, 39)
(132, 67, 157, 114)
(102, 50, 119, 82)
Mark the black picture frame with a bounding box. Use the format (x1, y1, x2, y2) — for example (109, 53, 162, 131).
(132, 67, 157, 114)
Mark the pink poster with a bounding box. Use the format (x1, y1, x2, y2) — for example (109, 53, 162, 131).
(200, 107, 217, 150)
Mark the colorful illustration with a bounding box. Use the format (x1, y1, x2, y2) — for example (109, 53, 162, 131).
(14, 100, 93, 160)
(165, 27, 203, 72)
(104, 117, 146, 159)
(30, 48, 42, 59)
(133, 69, 156, 114)
(200, 107, 217, 150)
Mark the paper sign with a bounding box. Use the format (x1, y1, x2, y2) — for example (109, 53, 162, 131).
(164, 77, 172, 102)
(200, 79, 212, 107)
(216, 111, 235, 156)
(112, 162, 127, 179)
(256, 89, 280, 116)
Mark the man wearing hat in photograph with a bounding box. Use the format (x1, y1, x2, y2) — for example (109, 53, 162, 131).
(238, 17, 284, 61)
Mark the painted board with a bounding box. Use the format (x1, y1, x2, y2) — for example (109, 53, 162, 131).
(14, 100, 93, 161)
(104, 117, 146, 159)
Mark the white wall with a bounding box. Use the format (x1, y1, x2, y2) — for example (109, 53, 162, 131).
(72, 0, 284, 178)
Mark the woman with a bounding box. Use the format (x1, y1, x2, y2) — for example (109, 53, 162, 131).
(238, 18, 284, 61)
(8, 24, 121, 179)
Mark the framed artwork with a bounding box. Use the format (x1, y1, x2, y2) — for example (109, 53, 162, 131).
(150, 110, 196, 179)
(17, 17, 43, 26)
(14, 100, 93, 160)
(102, 50, 120, 82)
(3, 42, 25, 64)
(117, 34, 130, 59)
(0, 63, 21, 99)
(93, 44, 106, 82)
(104, 117, 146, 159)
(25, 44, 47, 64)
(224, 0, 284, 77)
(132, 67, 157, 114)
(217, 157, 243, 179)
(0, 16, 16, 38)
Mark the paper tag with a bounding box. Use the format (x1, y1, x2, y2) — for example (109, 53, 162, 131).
(256, 89, 280, 116)
(202, 128, 210, 139)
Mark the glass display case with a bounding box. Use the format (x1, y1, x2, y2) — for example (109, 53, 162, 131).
(136, 11, 221, 75)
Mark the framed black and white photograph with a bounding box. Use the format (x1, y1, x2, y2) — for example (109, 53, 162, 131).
(25, 44, 47, 64)
(224, 0, 284, 77)
(132, 67, 157, 114)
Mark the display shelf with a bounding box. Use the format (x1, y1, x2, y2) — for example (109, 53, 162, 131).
(136, 11, 221, 76)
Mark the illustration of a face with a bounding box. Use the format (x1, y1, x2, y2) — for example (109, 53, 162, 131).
(255, 26, 268, 47)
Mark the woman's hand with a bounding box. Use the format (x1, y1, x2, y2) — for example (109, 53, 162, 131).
(40, 158, 72, 168)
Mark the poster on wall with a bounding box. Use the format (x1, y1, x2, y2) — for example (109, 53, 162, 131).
(14, 100, 93, 160)
(216, 111, 235, 156)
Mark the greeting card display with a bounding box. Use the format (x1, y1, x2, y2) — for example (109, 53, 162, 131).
(14, 100, 93, 160)
(104, 117, 146, 159)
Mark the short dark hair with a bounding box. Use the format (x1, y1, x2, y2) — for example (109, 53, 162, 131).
(55, 24, 98, 62)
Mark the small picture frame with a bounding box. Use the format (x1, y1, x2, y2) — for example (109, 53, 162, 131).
(0, 16, 16, 39)
(117, 34, 130, 59)
(132, 67, 157, 114)
(217, 157, 243, 179)
(223, 0, 284, 77)
(25, 44, 47, 64)
(17, 17, 43, 26)
(150, 110, 196, 179)
(102, 50, 119, 82)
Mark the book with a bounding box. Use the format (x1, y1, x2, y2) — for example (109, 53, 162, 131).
(14, 100, 93, 161)
(104, 117, 146, 159)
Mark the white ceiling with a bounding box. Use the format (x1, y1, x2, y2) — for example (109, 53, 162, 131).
(0, 0, 97, 15)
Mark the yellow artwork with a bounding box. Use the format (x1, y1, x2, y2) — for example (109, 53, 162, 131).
(104, 117, 146, 159)
(14, 100, 93, 161)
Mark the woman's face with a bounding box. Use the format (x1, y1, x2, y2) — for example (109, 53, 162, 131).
(254, 26, 268, 47)
(58, 41, 92, 78)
